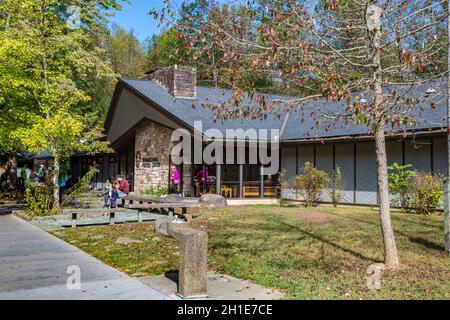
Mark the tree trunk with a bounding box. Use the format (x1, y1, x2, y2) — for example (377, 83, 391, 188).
(367, 4, 400, 268)
(375, 129, 400, 268)
(5, 154, 17, 194)
(52, 157, 60, 210)
(444, 0, 450, 255)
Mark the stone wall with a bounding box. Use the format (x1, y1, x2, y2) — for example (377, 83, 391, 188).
(134, 120, 174, 192)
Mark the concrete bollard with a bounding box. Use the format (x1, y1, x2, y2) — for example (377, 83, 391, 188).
(155, 219, 208, 298)
(155, 219, 169, 236)
(167, 222, 208, 298)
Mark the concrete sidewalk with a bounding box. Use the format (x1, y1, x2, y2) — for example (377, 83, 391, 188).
(0, 214, 173, 300)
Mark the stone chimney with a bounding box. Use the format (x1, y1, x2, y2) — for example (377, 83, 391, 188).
(144, 65, 197, 98)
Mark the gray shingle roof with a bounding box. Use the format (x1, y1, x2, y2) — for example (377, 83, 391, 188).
(283, 87, 447, 141)
(120, 78, 447, 142)
(121, 78, 287, 140)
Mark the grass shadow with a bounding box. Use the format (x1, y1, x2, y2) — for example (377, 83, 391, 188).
(209, 216, 380, 263)
(277, 220, 381, 263)
(301, 209, 445, 253)
(408, 236, 445, 251)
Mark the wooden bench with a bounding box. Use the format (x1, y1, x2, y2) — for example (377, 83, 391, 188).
(243, 185, 278, 197)
(120, 194, 165, 208)
(263, 186, 277, 197)
(62, 208, 128, 228)
(243, 186, 260, 197)
(125, 202, 200, 217)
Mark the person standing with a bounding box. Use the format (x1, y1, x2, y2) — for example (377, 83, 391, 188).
(196, 167, 209, 184)
(37, 164, 45, 182)
(195, 166, 209, 196)
(59, 174, 69, 203)
(171, 166, 181, 194)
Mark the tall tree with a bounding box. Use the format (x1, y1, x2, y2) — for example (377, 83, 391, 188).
(0, 0, 117, 206)
(105, 23, 147, 78)
(157, 0, 448, 268)
(145, 28, 186, 70)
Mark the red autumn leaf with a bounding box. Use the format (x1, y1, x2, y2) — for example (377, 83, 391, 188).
(325, 0, 337, 10)
(404, 51, 411, 65)
(417, 63, 423, 74)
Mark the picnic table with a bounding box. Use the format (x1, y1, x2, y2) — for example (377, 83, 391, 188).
(125, 202, 200, 217)
(122, 194, 200, 218)
(62, 208, 128, 228)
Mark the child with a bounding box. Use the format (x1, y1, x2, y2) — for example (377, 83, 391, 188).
(108, 184, 119, 208)
(101, 176, 116, 207)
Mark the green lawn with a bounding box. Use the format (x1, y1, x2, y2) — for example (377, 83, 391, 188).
(52, 205, 450, 299)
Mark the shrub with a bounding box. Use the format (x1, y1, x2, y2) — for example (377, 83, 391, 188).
(24, 181, 56, 218)
(142, 186, 168, 197)
(292, 162, 329, 207)
(61, 167, 97, 207)
(404, 172, 443, 214)
(388, 162, 415, 207)
(277, 168, 288, 207)
(330, 166, 344, 207)
(24, 167, 98, 217)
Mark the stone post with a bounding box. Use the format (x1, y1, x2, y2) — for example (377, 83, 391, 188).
(155, 219, 208, 298)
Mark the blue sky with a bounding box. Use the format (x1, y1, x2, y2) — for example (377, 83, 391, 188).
(110, 0, 168, 43)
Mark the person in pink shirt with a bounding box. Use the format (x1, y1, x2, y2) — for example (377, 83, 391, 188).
(196, 167, 208, 184)
(171, 166, 181, 194)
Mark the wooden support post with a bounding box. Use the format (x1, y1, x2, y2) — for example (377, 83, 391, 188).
(71, 213, 77, 228)
(137, 210, 143, 223)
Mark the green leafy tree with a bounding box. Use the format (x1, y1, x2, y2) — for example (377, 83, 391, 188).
(388, 163, 416, 208)
(21, 110, 111, 209)
(330, 166, 344, 207)
(0, 0, 118, 206)
(145, 28, 185, 70)
(105, 23, 147, 78)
